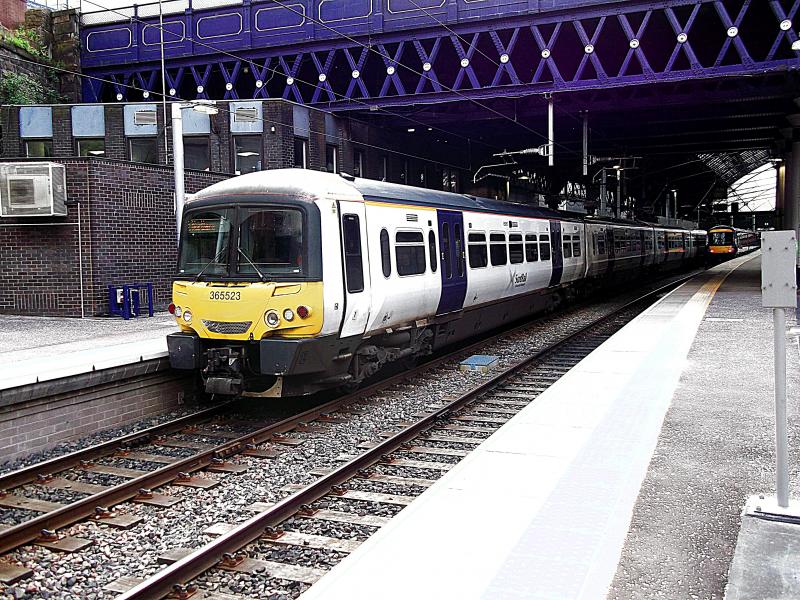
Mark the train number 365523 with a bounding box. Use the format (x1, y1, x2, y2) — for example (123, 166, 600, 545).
(209, 291, 241, 301)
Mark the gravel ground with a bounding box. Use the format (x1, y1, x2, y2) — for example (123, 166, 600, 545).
(0, 273, 692, 599)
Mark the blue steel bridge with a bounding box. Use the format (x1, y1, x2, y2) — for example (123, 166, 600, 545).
(77, 0, 800, 220)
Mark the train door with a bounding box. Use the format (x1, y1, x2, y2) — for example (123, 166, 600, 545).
(338, 202, 372, 338)
(548, 221, 563, 286)
(436, 210, 467, 315)
(605, 227, 615, 276)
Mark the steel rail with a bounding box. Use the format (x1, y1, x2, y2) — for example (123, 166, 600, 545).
(0, 403, 231, 491)
(0, 271, 693, 557)
(117, 276, 691, 600)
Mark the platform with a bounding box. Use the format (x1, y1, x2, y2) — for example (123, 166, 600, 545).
(0, 314, 175, 391)
(301, 252, 796, 600)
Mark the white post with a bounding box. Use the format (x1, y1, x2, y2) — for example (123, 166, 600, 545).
(775, 306, 789, 507)
(761, 230, 798, 513)
(159, 0, 169, 164)
(547, 94, 554, 167)
(600, 168, 607, 215)
(171, 102, 184, 243)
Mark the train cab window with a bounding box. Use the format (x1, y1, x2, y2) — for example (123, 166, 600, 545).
(178, 209, 233, 276)
(490, 233, 507, 266)
(509, 233, 524, 264)
(562, 234, 573, 259)
(238, 208, 305, 277)
(454, 223, 464, 276)
(540, 234, 551, 261)
(468, 232, 488, 268)
(342, 214, 364, 292)
(572, 235, 581, 258)
(380, 229, 391, 278)
(396, 230, 426, 276)
(525, 234, 538, 262)
(442, 224, 452, 278)
(428, 230, 438, 273)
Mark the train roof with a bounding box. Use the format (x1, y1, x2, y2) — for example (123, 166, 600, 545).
(350, 176, 570, 221)
(187, 169, 696, 231)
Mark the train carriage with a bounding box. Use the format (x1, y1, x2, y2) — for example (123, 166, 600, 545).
(168, 169, 700, 398)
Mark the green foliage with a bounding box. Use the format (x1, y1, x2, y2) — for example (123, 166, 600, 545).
(1, 27, 47, 59)
(0, 71, 60, 104)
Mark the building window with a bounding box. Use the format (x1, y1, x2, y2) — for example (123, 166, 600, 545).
(353, 149, 364, 178)
(294, 137, 308, 169)
(77, 138, 105, 157)
(129, 137, 158, 164)
(185, 136, 210, 171)
(325, 144, 338, 173)
(25, 140, 53, 158)
(233, 136, 261, 175)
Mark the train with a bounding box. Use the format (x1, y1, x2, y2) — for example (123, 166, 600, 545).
(707, 225, 760, 261)
(167, 169, 709, 398)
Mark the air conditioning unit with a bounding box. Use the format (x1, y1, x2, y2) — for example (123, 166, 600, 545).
(234, 107, 258, 123)
(0, 162, 67, 217)
(134, 109, 158, 125)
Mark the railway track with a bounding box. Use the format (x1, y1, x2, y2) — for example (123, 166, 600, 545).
(0, 273, 692, 595)
(106, 281, 682, 600)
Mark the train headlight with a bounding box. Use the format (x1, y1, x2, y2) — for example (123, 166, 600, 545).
(283, 308, 295, 321)
(174, 306, 183, 318)
(265, 310, 280, 328)
(182, 309, 192, 323)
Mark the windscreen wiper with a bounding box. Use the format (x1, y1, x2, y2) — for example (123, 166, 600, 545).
(194, 248, 228, 281)
(237, 247, 269, 282)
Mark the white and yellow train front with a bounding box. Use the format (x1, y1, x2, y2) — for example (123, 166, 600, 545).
(167, 170, 363, 397)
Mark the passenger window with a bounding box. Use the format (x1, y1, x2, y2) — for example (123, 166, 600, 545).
(428, 230, 438, 273)
(525, 233, 538, 261)
(597, 233, 606, 255)
(342, 214, 364, 293)
(380, 228, 391, 278)
(468, 232, 488, 268)
(509, 233, 524, 264)
(562, 234, 572, 259)
(572, 236, 581, 257)
(490, 233, 507, 266)
(540, 234, 551, 261)
(396, 231, 426, 276)
(441, 224, 452, 279)
(454, 223, 464, 277)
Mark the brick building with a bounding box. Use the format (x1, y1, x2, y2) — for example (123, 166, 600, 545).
(0, 0, 26, 30)
(0, 99, 469, 317)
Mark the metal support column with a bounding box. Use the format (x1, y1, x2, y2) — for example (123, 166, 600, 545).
(582, 111, 588, 177)
(547, 94, 554, 167)
(171, 102, 185, 243)
(600, 169, 607, 215)
(775, 305, 789, 507)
